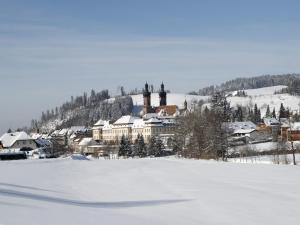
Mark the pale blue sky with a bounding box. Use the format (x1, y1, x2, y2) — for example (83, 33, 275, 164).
(1, 0, 300, 133)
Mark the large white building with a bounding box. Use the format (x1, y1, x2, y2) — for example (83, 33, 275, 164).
(93, 114, 176, 144)
(92, 83, 186, 144)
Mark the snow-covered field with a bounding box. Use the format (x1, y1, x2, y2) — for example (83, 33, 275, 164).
(228, 85, 300, 114)
(0, 157, 300, 225)
(131, 93, 209, 108)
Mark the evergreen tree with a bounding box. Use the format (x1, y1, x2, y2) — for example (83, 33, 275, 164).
(118, 135, 126, 157)
(272, 107, 276, 118)
(172, 135, 183, 154)
(292, 112, 300, 122)
(253, 104, 261, 123)
(279, 103, 286, 118)
(247, 108, 254, 121)
(133, 134, 146, 157)
(286, 108, 290, 118)
(235, 106, 243, 121)
(258, 109, 261, 122)
(204, 106, 210, 115)
(147, 136, 157, 157)
(118, 135, 131, 157)
(155, 137, 165, 157)
(147, 136, 165, 157)
(265, 105, 271, 118)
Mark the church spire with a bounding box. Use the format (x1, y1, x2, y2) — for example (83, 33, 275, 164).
(159, 82, 167, 106)
(143, 82, 151, 114)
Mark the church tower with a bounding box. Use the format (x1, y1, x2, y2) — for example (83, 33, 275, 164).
(159, 82, 167, 106)
(143, 82, 151, 114)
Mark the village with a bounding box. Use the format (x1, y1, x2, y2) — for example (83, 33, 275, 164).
(1, 83, 300, 161)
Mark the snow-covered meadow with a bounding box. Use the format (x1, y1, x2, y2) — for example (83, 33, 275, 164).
(227, 85, 300, 114)
(0, 157, 300, 225)
(130, 93, 209, 108)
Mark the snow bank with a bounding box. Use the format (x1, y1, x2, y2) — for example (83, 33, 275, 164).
(69, 154, 90, 160)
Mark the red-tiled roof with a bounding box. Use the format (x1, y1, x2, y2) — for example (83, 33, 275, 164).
(155, 105, 177, 115)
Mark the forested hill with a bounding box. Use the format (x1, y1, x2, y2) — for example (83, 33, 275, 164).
(197, 74, 300, 96)
(30, 90, 134, 133)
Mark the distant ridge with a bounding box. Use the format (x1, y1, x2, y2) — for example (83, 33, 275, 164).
(197, 73, 300, 96)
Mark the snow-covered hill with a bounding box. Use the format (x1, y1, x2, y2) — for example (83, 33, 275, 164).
(130, 93, 209, 108)
(0, 158, 300, 225)
(227, 85, 300, 115)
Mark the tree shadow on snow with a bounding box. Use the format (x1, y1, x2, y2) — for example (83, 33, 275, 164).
(0, 188, 191, 208)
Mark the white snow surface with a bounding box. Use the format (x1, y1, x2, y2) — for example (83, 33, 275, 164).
(0, 158, 300, 225)
(130, 93, 209, 108)
(227, 85, 300, 115)
(238, 85, 287, 96)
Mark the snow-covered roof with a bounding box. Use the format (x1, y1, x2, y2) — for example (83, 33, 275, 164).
(94, 119, 106, 127)
(233, 129, 255, 134)
(30, 133, 42, 140)
(224, 121, 256, 133)
(132, 119, 145, 129)
(68, 126, 86, 135)
(69, 133, 77, 140)
(58, 128, 69, 136)
(102, 121, 113, 130)
(143, 113, 159, 120)
(145, 118, 162, 124)
(35, 138, 52, 147)
(291, 122, 300, 130)
(0, 131, 33, 148)
(114, 115, 140, 125)
(162, 118, 176, 125)
(264, 117, 280, 126)
(51, 130, 60, 136)
(78, 138, 98, 146)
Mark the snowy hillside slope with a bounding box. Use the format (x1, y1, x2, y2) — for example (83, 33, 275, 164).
(130, 93, 209, 108)
(227, 85, 300, 115)
(0, 158, 300, 225)
(239, 85, 287, 96)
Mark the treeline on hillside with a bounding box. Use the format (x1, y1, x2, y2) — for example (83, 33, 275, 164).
(275, 78, 300, 95)
(31, 89, 133, 132)
(196, 74, 300, 96)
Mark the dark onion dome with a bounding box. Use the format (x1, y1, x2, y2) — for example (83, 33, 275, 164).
(143, 82, 151, 97)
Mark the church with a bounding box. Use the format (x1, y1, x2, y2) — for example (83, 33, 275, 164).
(92, 82, 187, 144)
(142, 82, 180, 116)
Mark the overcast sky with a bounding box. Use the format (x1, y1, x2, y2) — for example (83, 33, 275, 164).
(1, 0, 300, 133)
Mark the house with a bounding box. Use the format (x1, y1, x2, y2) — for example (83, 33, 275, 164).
(75, 137, 98, 153)
(283, 122, 300, 141)
(92, 119, 106, 141)
(224, 121, 257, 137)
(264, 117, 280, 127)
(50, 127, 91, 148)
(0, 131, 37, 150)
(224, 121, 271, 145)
(262, 117, 280, 141)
